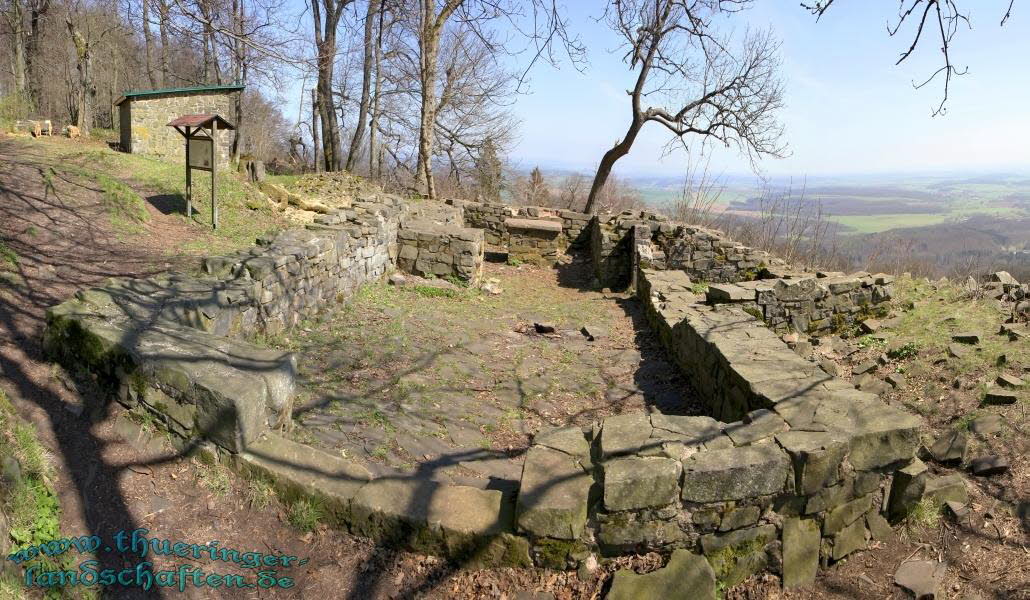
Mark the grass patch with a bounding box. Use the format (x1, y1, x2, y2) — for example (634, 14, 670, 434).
(194, 460, 232, 497)
(0, 240, 17, 267)
(52, 164, 149, 235)
(690, 282, 709, 295)
(287, 498, 324, 532)
(245, 478, 276, 510)
(0, 390, 70, 596)
(409, 285, 467, 299)
(906, 496, 943, 531)
(53, 141, 284, 255)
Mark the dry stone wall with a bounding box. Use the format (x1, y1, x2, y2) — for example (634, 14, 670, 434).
(449, 199, 592, 252)
(707, 273, 894, 335)
(513, 265, 945, 587)
(590, 210, 786, 289)
(397, 222, 485, 284)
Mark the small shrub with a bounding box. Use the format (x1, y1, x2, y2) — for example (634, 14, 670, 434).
(194, 461, 232, 497)
(888, 342, 920, 360)
(506, 256, 523, 267)
(856, 335, 886, 349)
(442, 274, 469, 288)
(690, 282, 709, 294)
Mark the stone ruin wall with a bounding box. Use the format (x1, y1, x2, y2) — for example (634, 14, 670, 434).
(123, 90, 236, 165)
(450, 199, 593, 251)
(39, 191, 946, 590)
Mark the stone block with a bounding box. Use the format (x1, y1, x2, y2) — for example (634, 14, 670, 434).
(776, 431, 848, 495)
(831, 518, 867, 560)
(782, 517, 820, 587)
(516, 446, 591, 540)
(823, 493, 873, 535)
(607, 549, 716, 600)
(603, 457, 682, 511)
(887, 458, 928, 522)
(599, 413, 654, 458)
(681, 445, 789, 502)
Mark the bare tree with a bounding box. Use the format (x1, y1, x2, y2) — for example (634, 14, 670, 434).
(802, 1, 1017, 116)
(66, 0, 119, 134)
(310, 0, 353, 171)
(2, 0, 28, 95)
(558, 173, 587, 210)
(669, 152, 724, 228)
(583, 0, 786, 214)
(409, 0, 583, 200)
(345, 0, 380, 170)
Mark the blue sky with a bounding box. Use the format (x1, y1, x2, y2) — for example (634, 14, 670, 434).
(504, 1, 1030, 178)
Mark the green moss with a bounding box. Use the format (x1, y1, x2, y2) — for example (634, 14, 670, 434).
(707, 537, 767, 588)
(532, 538, 582, 569)
(742, 306, 764, 321)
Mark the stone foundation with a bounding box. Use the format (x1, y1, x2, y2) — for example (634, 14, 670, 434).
(40, 192, 937, 590)
(397, 222, 485, 284)
(504, 218, 563, 266)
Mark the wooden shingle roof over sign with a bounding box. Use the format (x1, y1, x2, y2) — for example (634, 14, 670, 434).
(167, 114, 235, 130)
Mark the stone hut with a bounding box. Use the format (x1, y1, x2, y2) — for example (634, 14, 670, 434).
(115, 84, 242, 165)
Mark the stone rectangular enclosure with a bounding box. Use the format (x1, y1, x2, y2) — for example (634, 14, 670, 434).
(40, 192, 946, 591)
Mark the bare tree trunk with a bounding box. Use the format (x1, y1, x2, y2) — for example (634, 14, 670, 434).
(141, 0, 158, 87)
(584, 119, 642, 214)
(311, 87, 322, 173)
(8, 0, 28, 96)
(67, 16, 94, 134)
(230, 0, 245, 162)
(367, 1, 384, 178)
(26, 0, 48, 105)
(415, 4, 441, 199)
(345, 0, 380, 171)
(158, 0, 170, 86)
(311, 0, 348, 171)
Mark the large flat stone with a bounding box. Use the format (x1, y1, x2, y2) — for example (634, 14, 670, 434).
(681, 445, 789, 502)
(603, 457, 682, 511)
(350, 477, 514, 557)
(599, 413, 654, 458)
(839, 404, 921, 470)
(707, 284, 755, 303)
(607, 549, 716, 600)
(236, 435, 371, 512)
(533, 426, 590, 460)
(724, 409, 788, 446)
(504, 218, 563, 233)
(516, 446, 591, 539)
